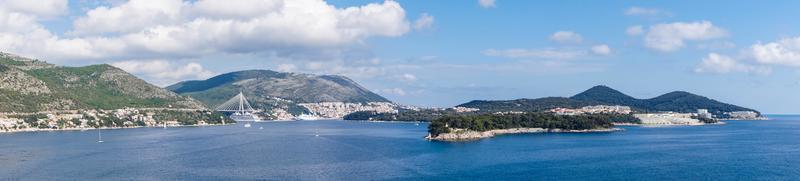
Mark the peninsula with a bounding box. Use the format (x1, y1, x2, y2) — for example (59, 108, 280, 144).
(425, 112, 631, 141)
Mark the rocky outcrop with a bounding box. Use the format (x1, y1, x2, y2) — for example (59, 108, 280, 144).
(0, 68, 51, 95)
(426, 127, 623, 141)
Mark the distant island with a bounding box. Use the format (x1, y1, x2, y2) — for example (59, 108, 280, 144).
(425, 113, 635, 141)
(345, 85, 764, 141)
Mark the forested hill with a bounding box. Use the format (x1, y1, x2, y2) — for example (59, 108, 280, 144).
(0, 52, 206, 112)
(458, 97, 601, 113)
(458, 85, 758, 116)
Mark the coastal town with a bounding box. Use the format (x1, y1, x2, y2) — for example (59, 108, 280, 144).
(298, 102, 398, 119)
(0, 108, 227, 133)
(547, 105, 762, 125)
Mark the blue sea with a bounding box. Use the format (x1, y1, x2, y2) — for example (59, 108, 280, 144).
(2, 115, 799, 180)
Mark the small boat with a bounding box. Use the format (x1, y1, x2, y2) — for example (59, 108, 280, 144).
(244, 123, 251, 128)
(97, 129, 104, 143)
(259, 126, 264, 130)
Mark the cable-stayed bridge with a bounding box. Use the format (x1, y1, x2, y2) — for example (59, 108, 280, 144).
(216, 92, 261, 122)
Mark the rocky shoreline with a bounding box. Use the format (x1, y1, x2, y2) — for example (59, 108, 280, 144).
(425, 127, 623, 142)
(0, 123, 233, 134)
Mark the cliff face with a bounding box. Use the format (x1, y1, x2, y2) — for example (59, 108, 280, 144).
(0, 52, 206, 112)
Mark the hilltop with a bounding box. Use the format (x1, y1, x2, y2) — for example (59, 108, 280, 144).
(458, 85, 758, 116)
(0, 52, 206, 112)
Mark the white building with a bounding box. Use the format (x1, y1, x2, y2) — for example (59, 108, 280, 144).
(697, 109, 713, 119)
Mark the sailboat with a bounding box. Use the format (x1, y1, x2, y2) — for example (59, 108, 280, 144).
(216, 91, 262, 124)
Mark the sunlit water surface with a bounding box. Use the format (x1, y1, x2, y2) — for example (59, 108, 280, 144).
(1, 115, 799, 180)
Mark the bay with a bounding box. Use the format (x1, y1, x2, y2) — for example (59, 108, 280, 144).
(1, 115, 799, 180)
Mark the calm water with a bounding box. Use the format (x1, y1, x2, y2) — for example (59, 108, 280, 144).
(2, 115, 800, 180)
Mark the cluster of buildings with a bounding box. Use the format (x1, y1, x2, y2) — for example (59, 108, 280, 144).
(694, 109, 761, 120)
(548, 105, 632, 115)
(633, 113, 702, 125)
(451, 107, 480, 113)
(697, 109, 713, 119)
(268, 108, 295, 120)
(299, 102, 398, 119)
(1, 111, 91, 131)
(726, 111, 760, 119)
(0, 108, 211, 132)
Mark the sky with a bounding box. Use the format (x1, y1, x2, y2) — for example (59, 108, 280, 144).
(1, 0, 800, 113)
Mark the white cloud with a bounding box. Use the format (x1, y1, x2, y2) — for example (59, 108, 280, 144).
(643, 21, 728, 52)
(190, 0, 284, 19)
(111, 60, 216, 86)
(624, 7, 669, 17)
(482, 48, 585, 59)
(1, 0, 412, 63)
(71, 0, 185, 35)
(694, 53, 770, 75)
(378, 88, 406, 96)
(750, 36, 800, 67)
(299, 59, 387, 79)
(549, 31, 583, 44)
(419, 55, 438, 61)
(276, 63, 298, 72)
(478, 0, 496, 8)
(591, 44, 612, 55)
(626, 25, 643, 36)
(0, 0, 68, 19)
(398, 73, 417, 82)
(696, 41, 736, 50)
(413, 13, 434, 31)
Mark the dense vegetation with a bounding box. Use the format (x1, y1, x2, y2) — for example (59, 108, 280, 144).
(570, 85, 645, 107)
(343, 109, 476, 122)
(25, 65, 175, 109)
(691, 115, 719, 124)
(458, 97, 601, 113)
(150, 110, 231, 125)
(0, 55, 205, 112)
(459, 85, 759, 117)
(7, 111, 230, 129)
(428, 113, 634, 137)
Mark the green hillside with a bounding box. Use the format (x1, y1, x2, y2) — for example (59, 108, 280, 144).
(166, 69, 390, 115)
(0, 53, 206, 112)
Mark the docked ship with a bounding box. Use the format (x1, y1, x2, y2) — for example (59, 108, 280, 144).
(293, 114, 321, 121)
(216, 92, 262, 122)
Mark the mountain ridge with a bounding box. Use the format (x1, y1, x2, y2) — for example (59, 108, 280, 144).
(166, 69, 391, 115)
(0, 52, 207, 112)
(459, 85, 758, 116)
